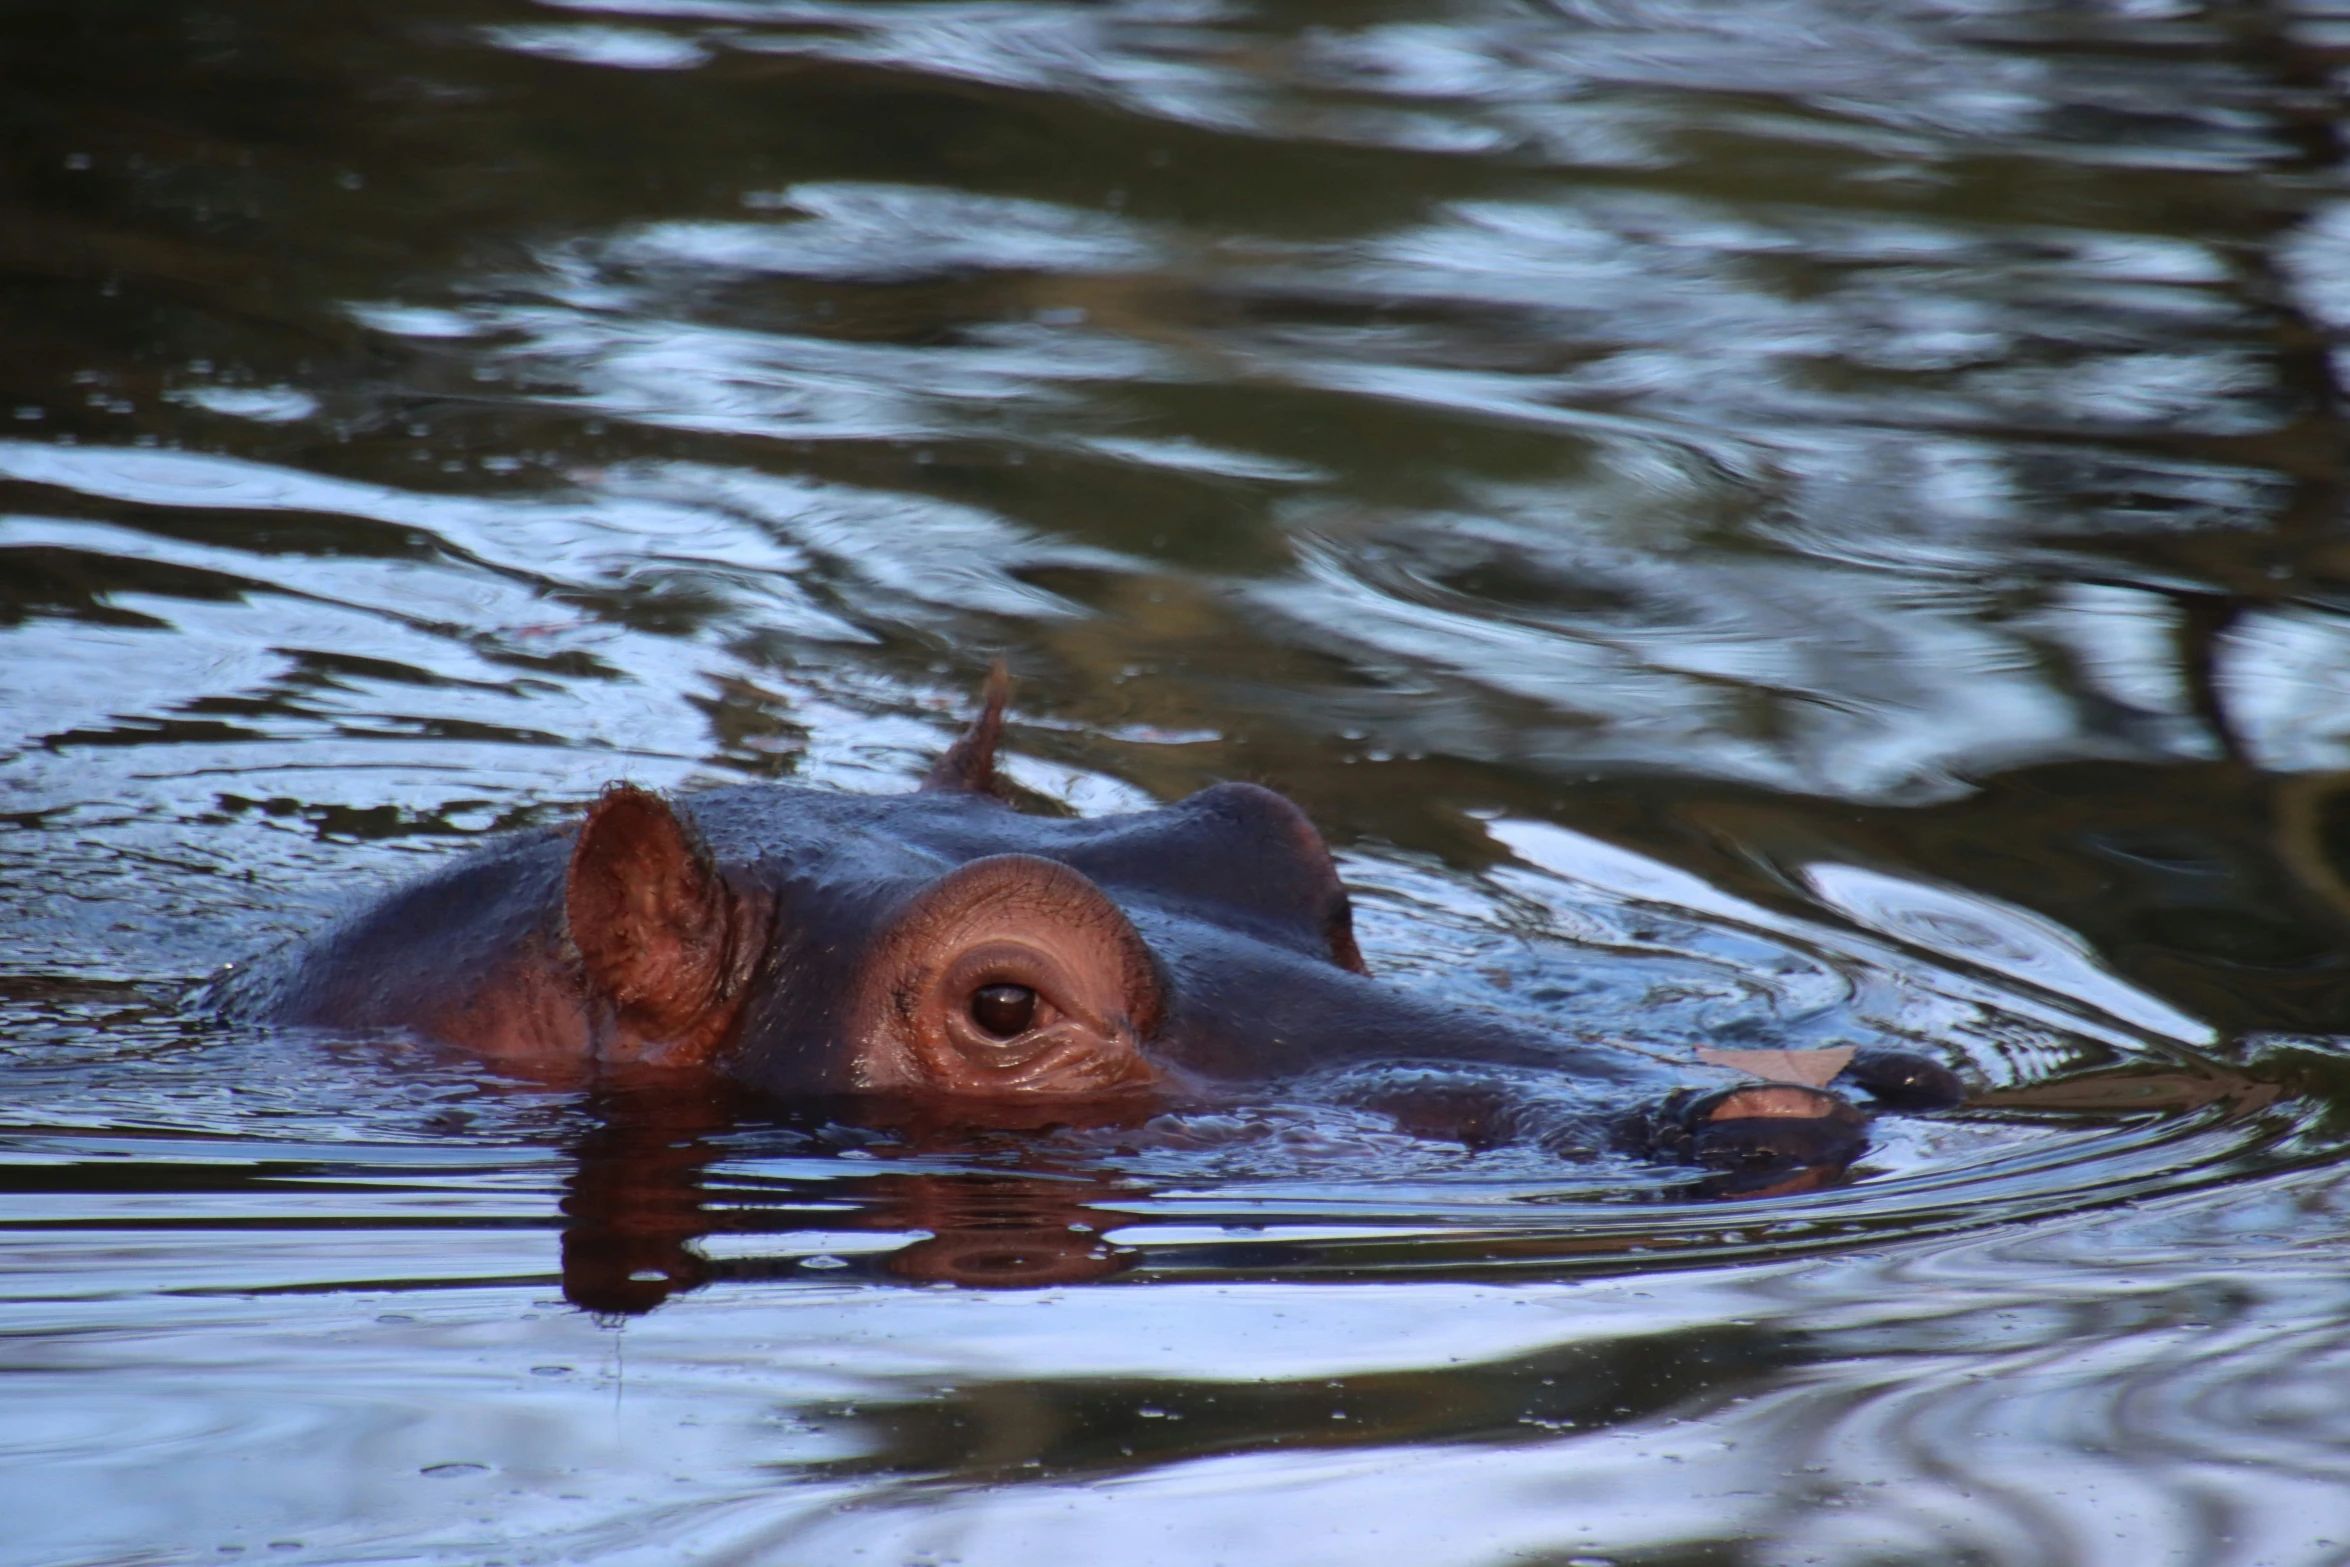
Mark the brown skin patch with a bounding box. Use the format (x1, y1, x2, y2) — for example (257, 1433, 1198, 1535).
(566, 784, 767, 1066)
(421, 941, 596, 1078)
(1681, 1083, 1867, 1197)
(1703, 1084, 1863, 1123)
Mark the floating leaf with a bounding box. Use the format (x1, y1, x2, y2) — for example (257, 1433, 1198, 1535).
(1693, 1046, 1854, 1088)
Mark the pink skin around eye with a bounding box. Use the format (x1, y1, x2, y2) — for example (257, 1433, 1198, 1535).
(848, 855, 1164, 1099)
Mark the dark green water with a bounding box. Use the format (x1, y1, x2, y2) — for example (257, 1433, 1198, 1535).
(11, 0, 2350, 1561)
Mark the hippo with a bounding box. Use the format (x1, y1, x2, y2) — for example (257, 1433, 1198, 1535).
(223, 669, 1961, 1190)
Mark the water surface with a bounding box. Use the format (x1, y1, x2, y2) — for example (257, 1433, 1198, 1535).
(10, 0, 2350, 1561)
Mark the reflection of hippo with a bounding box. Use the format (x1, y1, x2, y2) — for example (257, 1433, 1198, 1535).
(231, 671, 1957, 1187)
(551, 1076, 1152, 1309)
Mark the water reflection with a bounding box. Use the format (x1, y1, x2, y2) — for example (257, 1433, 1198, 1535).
(558, 1083, 1144, 1310)
(530, 1012, 2331, 1318)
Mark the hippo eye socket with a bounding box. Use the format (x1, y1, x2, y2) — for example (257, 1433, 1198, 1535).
(968, 983, 1039, 1039)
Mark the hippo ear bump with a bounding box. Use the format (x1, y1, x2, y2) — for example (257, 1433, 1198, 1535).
(921, 660, 1013, 798)
(565, 784, 747, 1058)
(1163, 782, 1369, 976)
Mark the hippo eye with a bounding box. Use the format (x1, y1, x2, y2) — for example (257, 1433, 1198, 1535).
(968, 983, 1039, 1039)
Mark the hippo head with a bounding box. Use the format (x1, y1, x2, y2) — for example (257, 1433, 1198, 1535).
(249, 669, 1937, 1189)
(564, 786, 1187, 1096)
(553, 669, 1412, 1100)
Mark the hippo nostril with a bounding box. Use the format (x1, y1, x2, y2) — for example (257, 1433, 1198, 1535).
(969, 983, 1038, 1039)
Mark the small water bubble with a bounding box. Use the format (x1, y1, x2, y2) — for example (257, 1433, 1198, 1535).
(530, 1365, 573, 1377)
(799, 1254, 850, 1270)
(420, 1463, 488, 1479)
(375, 1313, 414, 1324)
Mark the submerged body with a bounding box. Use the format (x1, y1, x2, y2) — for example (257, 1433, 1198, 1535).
(228, 674, 1950, 1179)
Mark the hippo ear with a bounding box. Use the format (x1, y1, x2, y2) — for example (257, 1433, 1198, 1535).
(565, 784, 743, 1053)
(921, 660, 1013, 798)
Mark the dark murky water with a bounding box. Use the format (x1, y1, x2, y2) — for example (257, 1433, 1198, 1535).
(11, 0, 2350, 1561)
